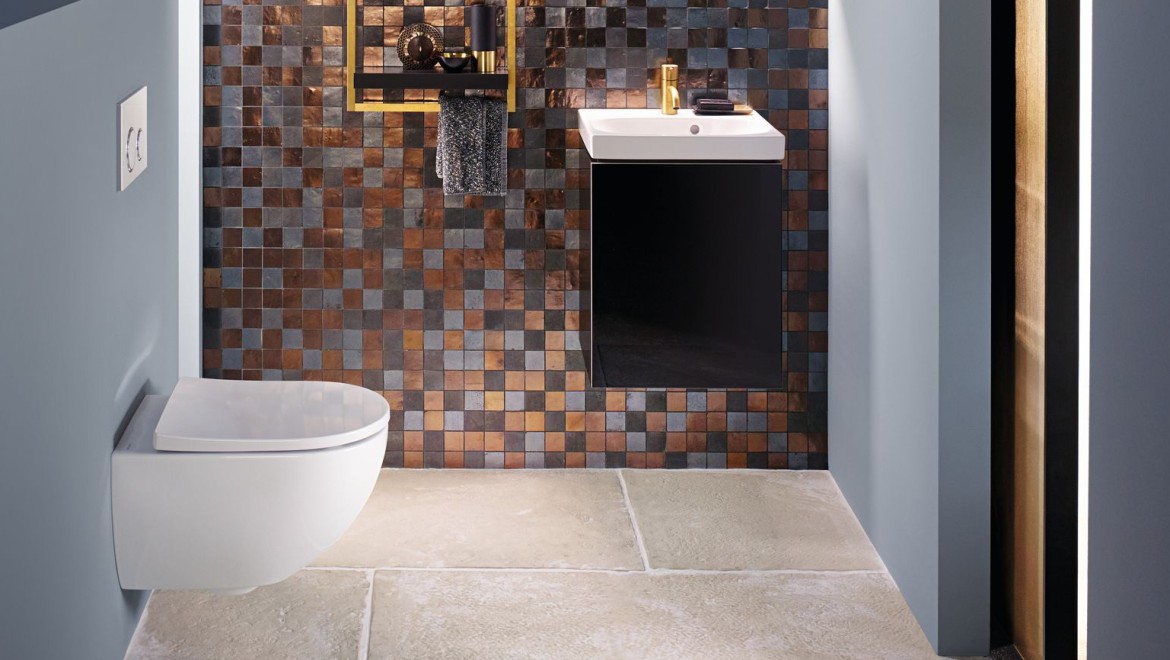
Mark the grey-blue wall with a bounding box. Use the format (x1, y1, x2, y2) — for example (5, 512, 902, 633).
(1088, 1, 1170, 655)
(828, 0, 990, 654)
(0, 0, 81, 30)
(0, 1, 178, 658)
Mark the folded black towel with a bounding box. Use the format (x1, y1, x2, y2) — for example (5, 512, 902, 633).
(436, 95, 507, 196)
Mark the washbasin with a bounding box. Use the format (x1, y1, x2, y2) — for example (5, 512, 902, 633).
(577, 109, 786, 161)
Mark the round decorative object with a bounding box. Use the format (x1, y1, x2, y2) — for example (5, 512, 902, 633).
(397, 23, 443, 70)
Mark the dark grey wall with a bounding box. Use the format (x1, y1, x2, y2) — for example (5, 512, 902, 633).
(936, 0, 991, 651)
(1088, 1, 1170, 655)
(0, 1, 178, 658)
(0, 0, 80, 30)
(828, 0, 990, 654)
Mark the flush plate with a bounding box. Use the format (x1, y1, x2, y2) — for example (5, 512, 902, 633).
(118, 86, 148, 191)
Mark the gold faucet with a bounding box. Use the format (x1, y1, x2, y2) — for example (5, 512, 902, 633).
(660, 64, 680, 115)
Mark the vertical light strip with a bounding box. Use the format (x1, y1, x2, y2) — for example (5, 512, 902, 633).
(1077, 0, 1093, 656)
(177, 0, 202, 378)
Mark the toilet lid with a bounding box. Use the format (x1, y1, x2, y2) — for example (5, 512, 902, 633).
(155, 378, 390, 452)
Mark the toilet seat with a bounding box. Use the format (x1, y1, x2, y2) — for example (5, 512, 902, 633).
(154, 378, 391, 453)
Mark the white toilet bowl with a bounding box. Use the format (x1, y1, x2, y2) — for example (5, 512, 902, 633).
(112, 378, 389, 593)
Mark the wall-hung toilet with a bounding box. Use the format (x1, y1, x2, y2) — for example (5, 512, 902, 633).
(112, 378, 389, 593)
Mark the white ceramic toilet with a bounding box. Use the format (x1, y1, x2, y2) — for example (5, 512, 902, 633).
(112, 378, 389, 593)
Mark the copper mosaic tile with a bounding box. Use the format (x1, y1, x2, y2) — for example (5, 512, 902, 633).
(201, 0, 828, 469)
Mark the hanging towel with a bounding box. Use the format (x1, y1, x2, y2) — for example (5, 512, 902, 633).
(436, 94, 507, 196)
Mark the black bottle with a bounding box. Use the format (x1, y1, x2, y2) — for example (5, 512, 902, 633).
(467, 4, 498, 73)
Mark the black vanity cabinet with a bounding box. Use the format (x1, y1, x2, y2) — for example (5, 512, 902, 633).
(585, 160, 785, 388)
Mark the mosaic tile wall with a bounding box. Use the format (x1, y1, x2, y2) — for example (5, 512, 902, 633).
(201, 0, 828, 469)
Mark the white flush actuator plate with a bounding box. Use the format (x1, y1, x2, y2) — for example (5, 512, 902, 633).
(118, 86, 148, 191)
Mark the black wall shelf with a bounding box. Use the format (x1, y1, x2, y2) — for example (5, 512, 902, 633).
(346, 0, 516, 112)
(353, 67, 509, 92)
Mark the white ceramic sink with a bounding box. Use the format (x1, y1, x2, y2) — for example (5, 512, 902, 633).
(577, 109, 785, 161)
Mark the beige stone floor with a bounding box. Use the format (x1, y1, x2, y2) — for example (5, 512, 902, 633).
(126, 469, 942, 659)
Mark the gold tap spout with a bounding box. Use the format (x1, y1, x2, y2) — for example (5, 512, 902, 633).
(660, 64, 680, 115)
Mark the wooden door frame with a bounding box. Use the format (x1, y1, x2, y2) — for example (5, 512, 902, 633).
(990, 1, 1080, 656)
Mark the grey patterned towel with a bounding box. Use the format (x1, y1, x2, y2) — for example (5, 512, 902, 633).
(436, 94, 507, 196)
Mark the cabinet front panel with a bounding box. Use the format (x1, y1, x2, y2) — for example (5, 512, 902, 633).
(589, 161, 785, 388)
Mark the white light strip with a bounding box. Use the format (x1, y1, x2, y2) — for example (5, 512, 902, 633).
(1077, 0, 1093, 656)
(178, 0, 202, 378)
